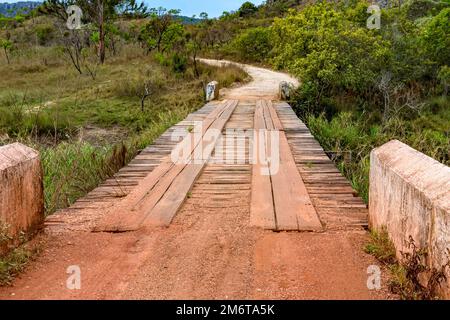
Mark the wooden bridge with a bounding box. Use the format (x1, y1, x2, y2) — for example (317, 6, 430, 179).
(46, 99, 368, 234)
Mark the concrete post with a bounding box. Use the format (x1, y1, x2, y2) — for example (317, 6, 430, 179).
(369, 140, 450, 298)
(0, 143, 44, 255)
(279, 81, 294, 100)
(206, 81, 219, 101)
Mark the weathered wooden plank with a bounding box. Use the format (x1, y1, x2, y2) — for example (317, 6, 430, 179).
(273, 101, 368, 229)
(272, 131, 323, 231)
(262, 101, 274, 131)
(142, 100, 239, 227)
(250, 101, 276, 229)
(267, 101, 322, 231)
(265, 100, 283, 130)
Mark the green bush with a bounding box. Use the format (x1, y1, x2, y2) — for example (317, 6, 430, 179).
(34, 24, 54, 45)
(230, 27, 272, 62)
(305, 108, 449, 203)
(420, 7, 450, 66)
(0, 106, 71, 138)
(154, 52, 169, 66)
(41, 142, 127, 214)
(437, 65, 450, 94)
(171, 52, 187, 73)
(238, 1, 258, 17)
(271, 3, 391, 107)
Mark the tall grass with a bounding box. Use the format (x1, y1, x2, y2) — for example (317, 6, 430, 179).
(305, 107, 449, 203)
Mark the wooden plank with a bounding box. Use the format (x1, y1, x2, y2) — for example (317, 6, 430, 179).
(265, 100, 283, 131)
(142, 100, 239, 227)
(250, 100, 322, 231)
(273, 101, 368, 229)
(262, 101, 274, 130)
(253, 101, 266, 130)
(267, 101, 322, 231)
(250, 102, 276, 229)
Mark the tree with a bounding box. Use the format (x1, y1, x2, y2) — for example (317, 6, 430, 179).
(231, 27, 271, 62)
(238, 1, 258, 17)
(39, 0, 74, 21)
(420, 7, 450, 67)
(0, 38, 12, 64)
(40, 1, 88, 75)
(115, 0, 148, 18)
(271, 3, 391, 107)
(35, 24, 55, 45)
(41, 0, 148, 63)
(186, 28, 202, 77)
(58, 27, 88, 74)
(138, 7, 183, 53)
(77, 0, 120, 64)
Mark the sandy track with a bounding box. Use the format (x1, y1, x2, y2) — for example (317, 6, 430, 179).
(198, 58, 299, 100)
(0, 61, 393, 300)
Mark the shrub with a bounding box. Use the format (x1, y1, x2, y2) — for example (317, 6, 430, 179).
(437, 65, 450, 94)
(420, 7, 450, 67)
(304, 109, 449, 203)
(171, 52, 187, 73)
(271, 3, 391, 102)
(230, 27, 272, 62)
(34, 24, 54, 45)
(238, 2, 258, 17)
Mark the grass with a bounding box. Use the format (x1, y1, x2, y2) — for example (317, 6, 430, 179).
(364, 229, 414, 299)
(364, 229, 397, 265)
(302, 103, 449, 203)
(0, 46, 247, 138)
(40, 107, 193, 215)
(0, 242, 42, 286)
(0, 222, 11, 244)
(0, 223, 43, 286)
(365, 229, 449, 300)
(299, 92, 449, 299)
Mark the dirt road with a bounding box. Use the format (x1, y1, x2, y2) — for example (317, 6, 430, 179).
(198, 58, 299, 100)
(0, 61, 394, 300)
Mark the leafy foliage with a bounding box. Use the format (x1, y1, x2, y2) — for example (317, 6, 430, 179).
(0, 38, 13, 64)
(238, 1, 258, 17)
(229, 27, 272, 62)
(138, 8, 183, 53)
(272, 3, 391, 101)
(420, 7, 450, 66)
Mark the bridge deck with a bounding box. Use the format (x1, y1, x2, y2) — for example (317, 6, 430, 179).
(46, 100, 368, 233)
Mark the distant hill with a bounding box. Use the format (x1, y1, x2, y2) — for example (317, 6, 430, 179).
(1, 1, 201, 24)
(175, 15, 202, 25)
(0, 1, 41, 17)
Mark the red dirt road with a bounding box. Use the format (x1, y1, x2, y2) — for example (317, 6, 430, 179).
(0, 205, 393, 299)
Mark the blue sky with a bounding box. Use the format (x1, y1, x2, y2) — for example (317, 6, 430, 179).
(144, 0, 264, 17)
(2, 0, 265, 18)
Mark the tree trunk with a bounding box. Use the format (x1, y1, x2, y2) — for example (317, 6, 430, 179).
(193, 52, 199, 78)
(4, 48, 10, 64)
(157, 34, 162, 52)
(141, 97, 145, 112)
(110, 36, 116, 56)
(98, 1, 106, 64)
